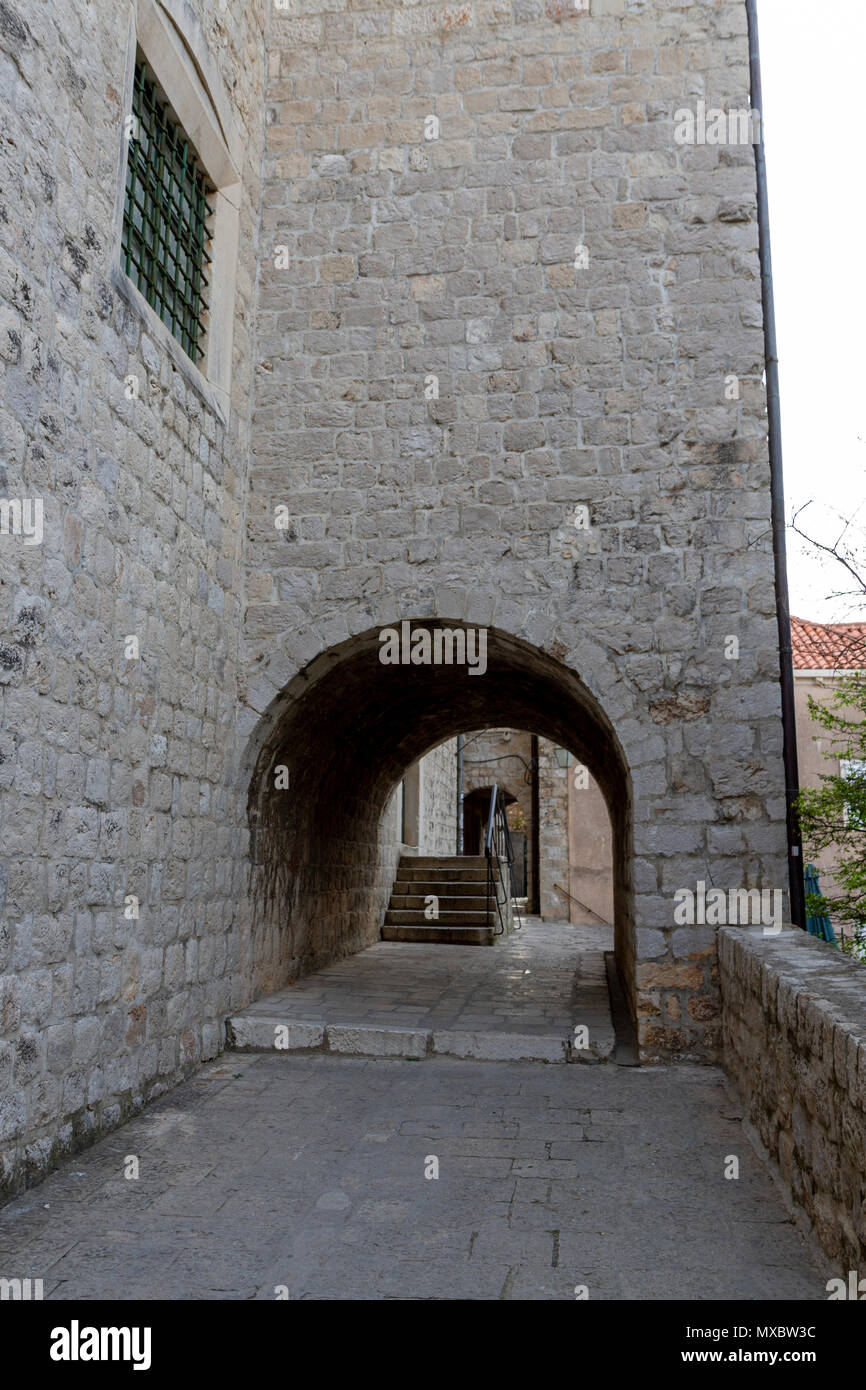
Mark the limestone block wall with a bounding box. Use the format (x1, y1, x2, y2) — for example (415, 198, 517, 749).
(420, 737, 458, 854)
(376, 785, 404, 933)
(720, 927, 866, 1270)
(463, 729, 531, 810)
(0, 0, 805, 1206)
(538, 739, 569, 918)
(462, 728, 533, 878)
(0, 0, 267, 1199)
(245, 0, 789, 1059)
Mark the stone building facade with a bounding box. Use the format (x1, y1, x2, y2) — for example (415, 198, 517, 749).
(791, 616, 866, 930)
(244, 0, 785, 1056)
(461, 727, 535, 895)
(537, 738, 570, 918)
(1, 0, 789, 1199)
(0, 0, 270, 1198)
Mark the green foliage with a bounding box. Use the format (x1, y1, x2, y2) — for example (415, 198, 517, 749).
(839, 930, 866, 964)
(796, 672, 866, 930)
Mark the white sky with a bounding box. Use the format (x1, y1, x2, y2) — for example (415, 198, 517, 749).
(757, 0, 866, 621)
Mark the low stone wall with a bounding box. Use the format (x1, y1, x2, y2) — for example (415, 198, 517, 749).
(719, 926, 866, 1270)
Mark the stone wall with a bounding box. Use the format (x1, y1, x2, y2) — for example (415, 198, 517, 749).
(462, 727, 534, 892)
(374, 783, 403, 939)
(720, 926, 866, 1270)
(245, 0, 788, 1059)
(0, 0, 267, 1199)
(0, 0, 794, 1211)
(420, 737, 458, 854)
(538, 738, 569, 918)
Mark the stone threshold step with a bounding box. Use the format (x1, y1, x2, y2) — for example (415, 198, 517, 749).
(396, 868, 488, 882)
(392, 880, 491, 895)
(381, 926, 494, 944)
(384, 910, 491, 925)
(389, 906, 492, 917)
(400, 856, 486, 868)
(225, 1015, 613, 1063)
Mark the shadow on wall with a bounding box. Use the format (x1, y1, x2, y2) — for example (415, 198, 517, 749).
(241, 621, 634, 1022)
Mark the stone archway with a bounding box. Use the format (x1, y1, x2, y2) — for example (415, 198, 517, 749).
(241, 619, 636, 1039)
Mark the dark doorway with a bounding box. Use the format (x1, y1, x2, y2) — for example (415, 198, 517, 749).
(510, 829, 527, 898)
(462, 785, 517, 857)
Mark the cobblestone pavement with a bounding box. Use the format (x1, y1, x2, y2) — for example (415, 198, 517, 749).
(230, 917, 616, 1060)
(0, 1052, 826, 1300)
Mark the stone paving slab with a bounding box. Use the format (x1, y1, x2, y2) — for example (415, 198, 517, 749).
(0, 1053, 828, 1301)
(228, 917, 616, 1062)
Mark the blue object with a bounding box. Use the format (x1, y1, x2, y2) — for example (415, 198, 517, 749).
(803, 864, 837, 945)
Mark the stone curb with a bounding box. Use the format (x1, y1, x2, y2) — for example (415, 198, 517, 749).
(328, 1025, 429, 1058)
(225, 1015, 614, 1063)
(431, 1030, 568, 1063)
(226, 1017, 326, 1051)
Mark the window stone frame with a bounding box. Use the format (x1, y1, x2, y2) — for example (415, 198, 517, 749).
(111, 0, 243, 420)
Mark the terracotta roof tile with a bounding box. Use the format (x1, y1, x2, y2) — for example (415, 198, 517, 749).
(791, 615, 866, 670)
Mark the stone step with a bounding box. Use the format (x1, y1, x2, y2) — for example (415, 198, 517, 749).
(384, 908, 491, 926)
(226, 1016, 595, 1061)
(380, 924, 494, 945)
(384, 856, 495, 947)
(392, 878, 491, 897)
(397, 866, 488, 883)
(389, 893, 491, 912)
(400, 855, 486, 869)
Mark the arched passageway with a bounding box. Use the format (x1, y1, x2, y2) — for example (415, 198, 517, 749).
(242, 622, 634, 1034)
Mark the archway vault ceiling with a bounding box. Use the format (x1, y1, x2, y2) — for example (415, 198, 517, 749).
(248, 623, 631, 822)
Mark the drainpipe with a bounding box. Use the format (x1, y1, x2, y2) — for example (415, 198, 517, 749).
(530, 734, 540, 915)
(456, 733, 464, 855)
(746, 0, 806, 929)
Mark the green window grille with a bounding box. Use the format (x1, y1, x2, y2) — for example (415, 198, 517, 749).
(122, 58, 214, 363)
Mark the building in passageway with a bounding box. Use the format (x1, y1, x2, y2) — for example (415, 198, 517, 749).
(458, 728, 614, 925)
(0, 0, 793, 1199)
(790, 616, 866, 938)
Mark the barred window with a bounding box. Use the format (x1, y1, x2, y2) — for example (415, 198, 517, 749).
(122, 58, 214, 363)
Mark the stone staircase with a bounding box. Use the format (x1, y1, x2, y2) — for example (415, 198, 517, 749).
(382, 855, 495, 945)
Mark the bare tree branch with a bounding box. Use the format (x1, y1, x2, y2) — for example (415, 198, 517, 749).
(789, 500, 866, 596)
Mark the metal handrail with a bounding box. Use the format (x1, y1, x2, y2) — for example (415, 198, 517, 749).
(484, 787, 503, 936)
(483, 785, 523, 936)
(483, 783, 498, 855)
(554, 881, 610, 926)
